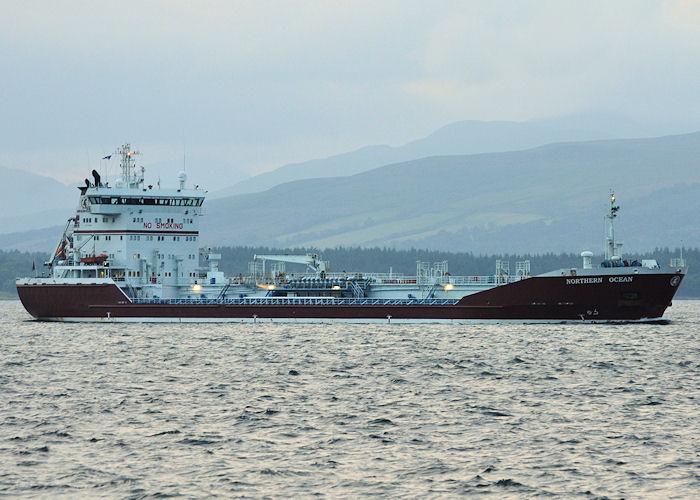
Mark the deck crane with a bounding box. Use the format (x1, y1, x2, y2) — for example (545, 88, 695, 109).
(253, 254, 328, 277)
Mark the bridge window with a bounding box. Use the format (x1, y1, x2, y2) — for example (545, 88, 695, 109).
(86, 196, 204, 206)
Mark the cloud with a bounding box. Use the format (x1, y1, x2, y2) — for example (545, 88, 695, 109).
(403, 1, 700, 121)
(0, 0, 697, 184)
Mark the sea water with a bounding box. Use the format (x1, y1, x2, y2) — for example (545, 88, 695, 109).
(0, 300, 698, 498)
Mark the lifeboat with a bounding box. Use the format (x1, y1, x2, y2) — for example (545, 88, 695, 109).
(80, 254, 108, 265)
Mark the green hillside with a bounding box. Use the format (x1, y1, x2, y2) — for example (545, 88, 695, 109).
(202, 132, 700, 253)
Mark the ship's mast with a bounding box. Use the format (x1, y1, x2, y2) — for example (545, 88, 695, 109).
(116, 143, 142, 188)
(605, 191, 621, 259)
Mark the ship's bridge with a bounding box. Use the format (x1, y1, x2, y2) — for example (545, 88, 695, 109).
(85, 188, 204, 215)
(53, 143, 210, 295)
(72, 184, 206, 287)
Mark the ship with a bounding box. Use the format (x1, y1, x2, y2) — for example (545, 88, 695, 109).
(16, 144, 686, 323)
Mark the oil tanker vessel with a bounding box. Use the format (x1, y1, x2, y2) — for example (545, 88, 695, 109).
(17, 144, 686, 323)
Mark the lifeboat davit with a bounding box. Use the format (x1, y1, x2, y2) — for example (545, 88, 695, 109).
(80, 254, 108, 265)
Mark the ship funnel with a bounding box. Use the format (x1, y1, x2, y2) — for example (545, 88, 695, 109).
(581, 251, 593, 269)
(177, 171, 187, 190)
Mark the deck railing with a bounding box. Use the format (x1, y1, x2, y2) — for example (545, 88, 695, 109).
(130, 297, 461, 306)
(281, 272, 526, 286)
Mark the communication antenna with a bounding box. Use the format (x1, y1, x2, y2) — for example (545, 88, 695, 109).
(605, 190, 621, 259)
(115, 143, 141, 188)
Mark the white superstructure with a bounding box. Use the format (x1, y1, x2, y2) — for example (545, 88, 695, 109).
(36, 144, 537, 302)
(28, 146, 683, 310)
(16, 148, 686, 324)
(47, 144, 212, 299)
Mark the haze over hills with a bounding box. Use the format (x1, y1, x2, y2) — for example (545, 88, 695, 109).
(2, 131, 698, 255)
(0, 118, 624, 236)
(210, 119, 620, 198)
(0, 226, 64, 253)
(199, 131, 700, 254)
(0, 154, 248, 235)
(0, 165, 75, 234)
(142, 155, 250, 194)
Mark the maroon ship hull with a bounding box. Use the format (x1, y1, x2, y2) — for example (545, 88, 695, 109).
(17, 272, 683, 322)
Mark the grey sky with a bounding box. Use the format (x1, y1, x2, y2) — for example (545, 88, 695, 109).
(1, 0, 698, 186)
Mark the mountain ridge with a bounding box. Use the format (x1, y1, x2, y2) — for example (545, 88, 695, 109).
(2, 131, 698, 253)
(210, 119, 621, 198)
(0, 165, 76, 233)
(200, 131, 700, 253)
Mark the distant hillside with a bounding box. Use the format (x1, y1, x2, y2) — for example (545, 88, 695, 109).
(3, 132, 698, 255)
(0, 165, 76, 233)
(201, 132, 700, 254)
(0, 225, 64, 252)
(0, 249, 51, 298)
(211, 120, 616, 198)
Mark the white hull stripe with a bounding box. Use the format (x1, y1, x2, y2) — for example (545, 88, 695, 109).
(74, 230, 198, 235)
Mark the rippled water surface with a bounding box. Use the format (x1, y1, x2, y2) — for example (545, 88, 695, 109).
(1, 300, 699, 498)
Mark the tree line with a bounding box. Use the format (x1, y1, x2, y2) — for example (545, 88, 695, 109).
(0, 250, 49, 298)
(2, 246, 697, 298)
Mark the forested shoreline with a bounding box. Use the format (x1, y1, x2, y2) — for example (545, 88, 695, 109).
(2, 246, 697, 298)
